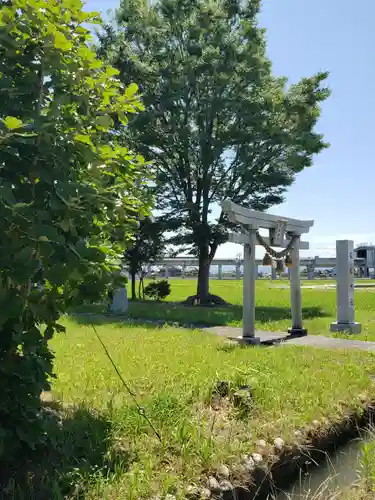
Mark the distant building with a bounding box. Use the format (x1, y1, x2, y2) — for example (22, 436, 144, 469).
(354, 244, 375, 277)
(159, 266, 182, 277)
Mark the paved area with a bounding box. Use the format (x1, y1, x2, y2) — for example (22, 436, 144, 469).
(270, 285, 335, 290)
(204, 326, 375, 351)
(270, 284, 375, 290)
(73, 313, 375, 352)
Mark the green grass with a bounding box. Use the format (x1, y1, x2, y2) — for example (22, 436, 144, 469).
(17, 317, 375, 499)
(334, 430, 375, 500)
(114, 278, 375, 342)
(26, 278, 375, 498)
(355, 435, 375, 499)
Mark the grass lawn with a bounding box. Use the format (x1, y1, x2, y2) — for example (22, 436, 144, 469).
(117, 278, 375, 342)
(27, 317, 375, 499)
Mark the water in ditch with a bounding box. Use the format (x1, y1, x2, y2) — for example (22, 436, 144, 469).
(277, 437, 367, 499)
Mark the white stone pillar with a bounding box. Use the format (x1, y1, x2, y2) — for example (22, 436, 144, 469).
(288, 235, 306, 336)
(330, 240, 361, 333)
(271, 267, 277, 280)
(242, 230, 260, 343)
(218, 264, 222, 280)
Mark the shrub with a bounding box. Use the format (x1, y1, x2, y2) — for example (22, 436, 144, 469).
(144, 280, 171, 301)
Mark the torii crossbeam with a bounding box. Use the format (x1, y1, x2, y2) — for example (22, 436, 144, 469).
(222, 200, 314, 343)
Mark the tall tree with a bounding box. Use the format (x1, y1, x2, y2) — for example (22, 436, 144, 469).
(98, 0, 330, 304)
(123, 217, 165, 300)
(0, 0, 150, 456)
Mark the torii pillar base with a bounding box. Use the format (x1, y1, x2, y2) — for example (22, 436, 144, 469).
(237, 336, 261, 345)
(330, 240, 361, 335)
(288, 327, 308, 337)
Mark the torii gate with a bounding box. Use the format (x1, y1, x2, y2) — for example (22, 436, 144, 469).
(222, 200, 314, 343)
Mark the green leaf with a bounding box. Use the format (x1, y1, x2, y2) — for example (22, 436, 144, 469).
(44, 264, 68, 285)
(59, 218, 71, 232)
(75, 134, 94, 147)
(34, 225, 65, 244)
(106, 66, 120, 77)
(53, 31, 72, 51)
(15, 247, 35, 262)
(96, 115, 113, 129)
(2, 116, 23, 130)
(0, 186, 16, 205)
(125, 83, 139, 98)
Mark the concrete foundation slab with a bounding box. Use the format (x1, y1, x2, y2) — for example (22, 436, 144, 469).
(330, 322, 362, 334)
(205, 326, 375, 351)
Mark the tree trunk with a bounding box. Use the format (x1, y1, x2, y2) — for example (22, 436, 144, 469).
(138, 276, 145, 299)
(186, 241, 227, 306)
(131, 271, 136, 300)
(197, 244, 210, 302)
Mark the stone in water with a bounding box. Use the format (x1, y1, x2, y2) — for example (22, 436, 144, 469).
(219, 480, 234, 492)
(256, 439, 267, 449)
(243, 455, 255, 471)
(217, 464, 230, 479)
(251, 453, 263, 464)
(200, 488, 211, 499)
(273, 437, 284, 452)
(207, 476, 220, 492)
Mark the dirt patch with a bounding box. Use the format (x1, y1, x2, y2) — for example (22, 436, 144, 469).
(182, 294, 230, 306)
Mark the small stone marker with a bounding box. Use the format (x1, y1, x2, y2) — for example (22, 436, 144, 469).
(330, 240, 361, 334)
(109, 287, 128, 314)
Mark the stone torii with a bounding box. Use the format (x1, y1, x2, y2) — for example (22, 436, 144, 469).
(222, 200, 314, 343)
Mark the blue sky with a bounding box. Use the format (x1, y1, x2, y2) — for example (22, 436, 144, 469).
(86, 0, 375, 258)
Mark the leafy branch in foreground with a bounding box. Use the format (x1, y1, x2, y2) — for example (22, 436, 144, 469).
(0, 0, 151, 457)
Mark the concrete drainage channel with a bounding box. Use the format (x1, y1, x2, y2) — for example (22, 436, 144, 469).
(279, 438, 365, 499)
(190, 407, 375, 500)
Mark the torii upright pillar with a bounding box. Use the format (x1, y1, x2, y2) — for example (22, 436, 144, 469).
(243, 230, 257, 341)
(288, 235, 307, 336)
